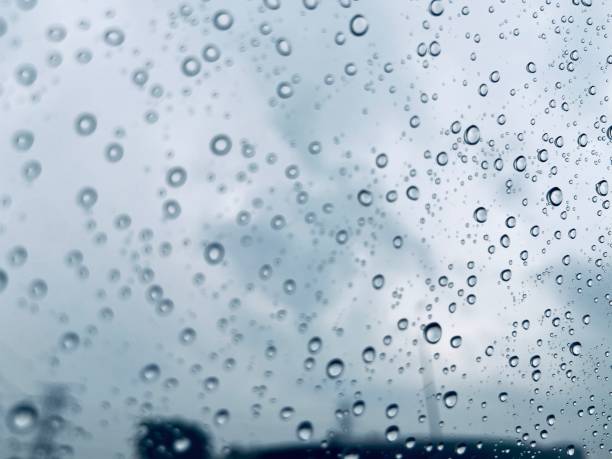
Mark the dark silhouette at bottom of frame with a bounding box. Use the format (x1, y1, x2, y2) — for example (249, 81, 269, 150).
(135, 418, 582, 459)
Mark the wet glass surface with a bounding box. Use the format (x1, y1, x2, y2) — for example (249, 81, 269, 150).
(0, 0, 609, 457)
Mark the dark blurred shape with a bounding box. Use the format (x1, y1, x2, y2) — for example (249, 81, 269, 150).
(226, 436, 583, 459)
(136, 418, 211, 459)
(30, 384, 69, 459)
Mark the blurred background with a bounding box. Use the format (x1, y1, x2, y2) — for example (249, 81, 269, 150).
(0, 0, 609, 457)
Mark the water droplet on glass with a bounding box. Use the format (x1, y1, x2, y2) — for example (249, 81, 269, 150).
(362, 346, 376, 363)
(214, 409, 230, 426)
(385, 425, 399, 442)
(349, 15, 368, 36)
(6, 402, 38, 434)
(326, 358, 344, 379)
(596, 180, 608, 196)
(450, 335, 462, 348)
(210, 134, 232, 156)
(424, 322, 442, 344)
(406, 185, 420, 201)
(464, 125, 480, 145)
(385, 403, 399, 419)
(140, 363, 161, 382)
(307, 336, 322, 354)
(428, 0, 444, 16)
(547, 187, 563, 206)
(443, 390, 458, 408)
(213, 10, 234, 31)
(296, 421, 313, 441)
(569, 341, 581, 356)
(473, 206, 487, 223)
(75, 113, 97, 136)
(371, 274, 385, 290)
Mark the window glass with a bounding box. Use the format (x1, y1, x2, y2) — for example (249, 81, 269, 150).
(0, 1, 608, 458)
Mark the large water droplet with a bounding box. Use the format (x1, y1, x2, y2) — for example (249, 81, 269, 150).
(296, 421, 313, 441)
(204, 242, 225, 265)
(463, 125, 480, 145)
(596, 179, 608, 196)
(326, 358, 344, 379)
(547, 187, 563, 206)
(6, 402, 38, 434)
(423, 322, 442, 344)
(140, 363, 161, 382)
(349, 15, 368, 36)
(362, 346, 376, 363)
(385, 425, 399, 442)
(473, 206, 487, 223)
(443, 390, 458, 408)
(569, 341, 581, 356)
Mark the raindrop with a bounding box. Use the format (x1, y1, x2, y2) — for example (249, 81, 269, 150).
(464, 125, 480, 145)
(385, 404, 399, 419)
(210, 134, 232, 156)
(569, 341, 581, 356)
(166, 167, 187, 188)
(473, 206, 487, 223)
(140, 363, 161, 382)
(450, 335, 462, 348)
(326, 358, 344, 379)
(179, 327, 197, 345)
(596, 180, 608, 196)
(181, 56, 201, 77)
(103, 27, 125, 46)
(280, 406, 294, 420)
(406, 185, 420, 200)
(308, 337, 322, 354)
(13, 130, 34, 151)
(428, 0, 444, 16)
(500, 269, 512, 281)
(436, 151, 448, 166)
(6, 402, 38, 434)
(357, 189, 373, 207)
(546, 187, 563, 206)
(75, 113, 97, 136)
(296, 421, 313, 441)
(385, 425, 399, 442)
(362, 346, 376, 363)
(352, 400, 365, 416)
(15, 63, 37, 86)
(204, 242, 225, 265)
(105, 142, 124, 162)
(349, 15, 368, 36)
(424, 322, 442, 344)
(202, 44, 221, 62)
(276, 81, 293, 99)
(214, 409, 230, 426)
(59, 331, 80, 351)
(275, 38, 292, 56)
(371, 274, 385, 290)
(526, 61, 536, 73)
(77, 187, 98, 209)
(213, 10, 234, 31)
(443, 391, 458, 408)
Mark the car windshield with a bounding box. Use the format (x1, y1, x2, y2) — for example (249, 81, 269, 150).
(0, 0, 608, 458)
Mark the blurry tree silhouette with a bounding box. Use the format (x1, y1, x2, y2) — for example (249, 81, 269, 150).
(136, 418, 210, 459)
